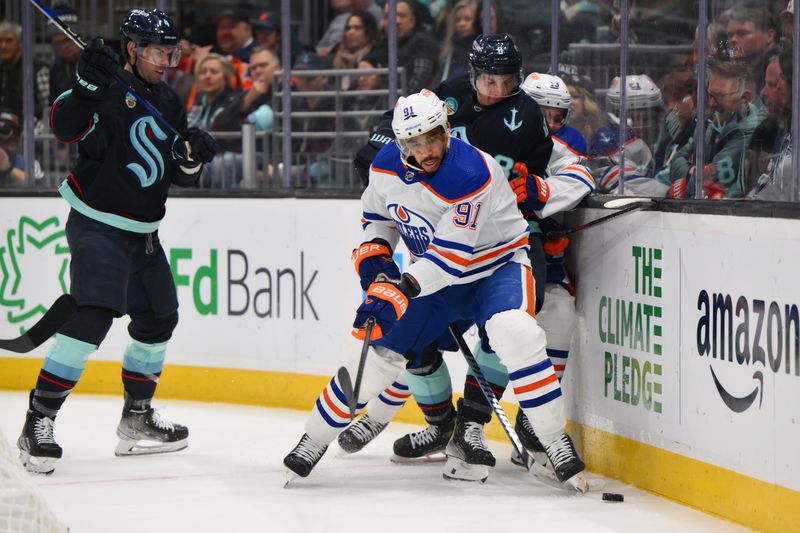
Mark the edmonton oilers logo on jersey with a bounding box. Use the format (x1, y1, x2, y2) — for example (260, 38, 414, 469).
(388, 203, 434, 257)
(127, 116, 168, 188)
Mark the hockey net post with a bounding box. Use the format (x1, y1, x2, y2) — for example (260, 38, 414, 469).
(0, 427, 68, 533)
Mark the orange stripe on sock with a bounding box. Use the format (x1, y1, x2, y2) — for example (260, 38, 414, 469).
(384, 389, 410, 399)
(513, 373, 558, 395)
(322, 387, 349, 419)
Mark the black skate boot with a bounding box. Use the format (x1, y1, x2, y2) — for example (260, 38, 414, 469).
(337, 414, 388, 454)
(17, 408, 62, 475)
(284, 433, 329, 479)
(543, 432, 585, 484)
(443, 417, 496, 482)
(511, 410, 547, 467)
(391, 413, 455, 463)
(115, 393, 188, 456)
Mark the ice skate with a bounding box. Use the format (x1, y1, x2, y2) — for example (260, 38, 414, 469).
(283, 433, 329, 482)
(443, 418, 496, 482)
(17, 409, 62, 475)
(543, 432, 587, 491)
(115, 394, 188, 456)
(337, 414, 388, 454)
(391, 414, 455, 463)
(511, 410, 548, 467)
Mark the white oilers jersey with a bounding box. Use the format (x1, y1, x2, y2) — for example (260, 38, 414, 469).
(363, 137, 531, 297)
(537, 126, 595, 219)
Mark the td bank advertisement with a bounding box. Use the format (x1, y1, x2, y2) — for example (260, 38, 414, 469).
(570, 209, 800, 493)
(0, 198, 369, 377)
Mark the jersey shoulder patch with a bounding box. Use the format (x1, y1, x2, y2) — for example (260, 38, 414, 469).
(422, 139, 491, 203)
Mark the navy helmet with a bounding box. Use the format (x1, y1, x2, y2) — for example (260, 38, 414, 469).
(120, 9, 179, 62)
(468, 33, 524, 88)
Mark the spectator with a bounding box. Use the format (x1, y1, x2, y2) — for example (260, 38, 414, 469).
(781, 0, 794, 44)
(347, 47, 389, 138)
(251, 11, 308, 68)
(317, 0, 385, 56)
(560, 71, 603, 148)
(652, 70, 696, 185)
(0, 109, 44, 187)
(437, 0, 479, 82)
(332, 11, 380, 90)
(380, 0, 440, 93)
(212, 7, 256, 63)
(0, 22, 50, 123)
(748, 48, 793, 200)
(47, 4, 82, 102)
(725, 5, 780, 91)
(669, 61, 766, 198)
(215, 46, 280, 134)
(187, 54, 239, 130)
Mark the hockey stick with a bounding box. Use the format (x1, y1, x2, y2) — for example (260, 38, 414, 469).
(0, 294, 77, 353)
(547, 199, 653, 239)
(349, 317, 375, 419)
(448, 325, 533, 469)
(448, 325, 593, 493)
(28, 0, 184, 140)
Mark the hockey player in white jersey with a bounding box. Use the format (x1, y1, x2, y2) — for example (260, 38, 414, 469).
(283, 90, 584, 485)
(338, 73, 595, 472)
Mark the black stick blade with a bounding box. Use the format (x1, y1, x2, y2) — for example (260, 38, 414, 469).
(336, 367, 356, 419)
(0, 294, 77, 353)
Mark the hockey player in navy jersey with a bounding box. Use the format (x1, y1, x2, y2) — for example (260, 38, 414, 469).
(17, 9, 217, 474)
(284, 90, 584, 486)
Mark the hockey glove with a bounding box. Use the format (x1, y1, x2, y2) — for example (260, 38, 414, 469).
(510, 162, 550, 211)
(74, 38, 119, 99)
(172, 128, 218, 172)
(703, 178, 727, 199)
(351, 240, 401, 291)
(353, 274, 419, 340)
(543, 234, 570, 257)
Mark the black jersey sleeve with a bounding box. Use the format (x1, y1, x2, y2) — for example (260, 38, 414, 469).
(353, 108, 394, 186)
(50, 89, 101, 144)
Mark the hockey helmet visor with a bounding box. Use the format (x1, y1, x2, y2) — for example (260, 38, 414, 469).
(121, 9, 181, 66)
(468, 33, 524, 95)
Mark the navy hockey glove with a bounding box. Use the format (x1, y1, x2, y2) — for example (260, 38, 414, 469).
(351, 240, 401, 291)
(353, 274, 419, 340)
(511, 162, 550, 212)
(74, 38, 119, 99)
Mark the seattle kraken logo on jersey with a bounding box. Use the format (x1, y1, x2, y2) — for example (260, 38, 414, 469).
(388, 203, 434, 257)
(127, 116, 168, 188)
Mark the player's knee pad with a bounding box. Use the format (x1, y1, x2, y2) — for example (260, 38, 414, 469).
(349, 345, 407, 403)
(59, 305, 115, 346)
(484, 309, 547, 370)
(471, 341, 509, 388)
(537, 284, 576, 351)
(405, 358, 452, 406)
(128, 311, 179, 344)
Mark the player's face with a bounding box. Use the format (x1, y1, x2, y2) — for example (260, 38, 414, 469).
(135, 44, 180, 83)
(405, 128, 448, 173)
(542, 105, 567, 133)
(475, 74, 518, 106)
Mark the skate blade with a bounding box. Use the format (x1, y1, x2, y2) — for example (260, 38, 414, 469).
(442, 456, 489, 483)
(19, 451, 57, 475)
(510, 448, 548, 469)
(284, 470, 301, 488)
(390, 452, 446, 464)
(114, 437, 188, 457)
(528, 465, 604, 493)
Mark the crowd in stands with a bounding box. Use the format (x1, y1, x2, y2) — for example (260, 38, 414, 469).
(0, 0, 795, 199)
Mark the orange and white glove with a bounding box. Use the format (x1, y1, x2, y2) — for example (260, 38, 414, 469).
(510, 162, 550, 211)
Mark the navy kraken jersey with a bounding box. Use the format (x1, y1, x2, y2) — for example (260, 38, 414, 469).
(51, 69, 190, 224)
(436, 73, 552, 178)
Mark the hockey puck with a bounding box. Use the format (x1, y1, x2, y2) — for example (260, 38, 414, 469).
(602, 492, 624, 502)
